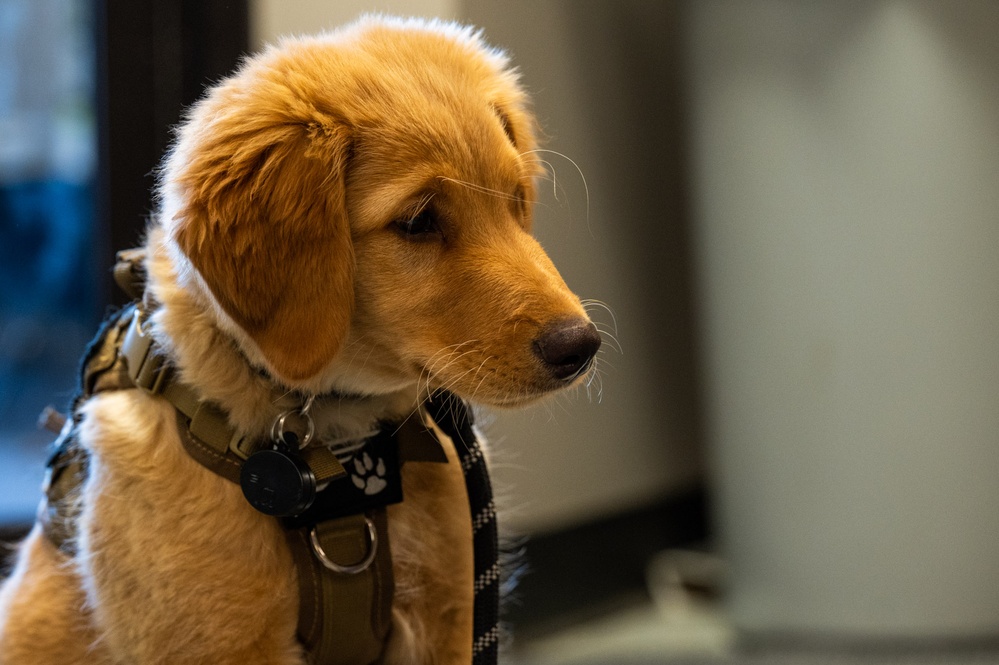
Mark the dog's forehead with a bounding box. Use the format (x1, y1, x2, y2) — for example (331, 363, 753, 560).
(341, 53, 513, 138)
(313, 23, 515, 108)
(273, 24, 527, 154)
(338, 64, 524, 224)
(346, 124, 523, 231)
(271, 23, 530, 226)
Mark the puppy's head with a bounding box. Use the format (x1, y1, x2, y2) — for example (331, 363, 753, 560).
(162, 16, 599, 406)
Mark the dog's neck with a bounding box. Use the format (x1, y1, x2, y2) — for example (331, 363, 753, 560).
(142, 227, 416, 444)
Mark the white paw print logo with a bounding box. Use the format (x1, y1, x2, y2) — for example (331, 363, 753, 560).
(351, 452, 388, 495)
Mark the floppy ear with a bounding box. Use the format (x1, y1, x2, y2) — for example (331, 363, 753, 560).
(171, 109, 354, 383)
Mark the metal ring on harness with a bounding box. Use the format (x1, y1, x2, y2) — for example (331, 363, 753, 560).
(309, 517, 378, 575)
(270, 408, 316, 448)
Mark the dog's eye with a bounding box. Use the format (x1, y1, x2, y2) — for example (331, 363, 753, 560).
(395, 209, 439, 238)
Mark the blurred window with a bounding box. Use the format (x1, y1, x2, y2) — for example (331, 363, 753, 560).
(0, 1, 248, 529)
(0, 0, 98, 521)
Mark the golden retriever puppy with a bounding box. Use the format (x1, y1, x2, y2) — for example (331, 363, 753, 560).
(0, 15, 600, 665)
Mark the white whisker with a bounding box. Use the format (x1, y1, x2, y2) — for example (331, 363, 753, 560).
(438, 176, 520, 202)
(581, 299, 622, 355)
(581, 299, 619, 336)
(520, 148, 591, 234)
(417, 341, 478, 402)
(469, 356, 497, 400)
(524, 158, 562, 202)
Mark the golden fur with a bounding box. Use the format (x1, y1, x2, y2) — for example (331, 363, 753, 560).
(0, 16, 595, 664)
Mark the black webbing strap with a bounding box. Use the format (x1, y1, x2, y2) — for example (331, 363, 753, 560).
(425, 391, 500, 665)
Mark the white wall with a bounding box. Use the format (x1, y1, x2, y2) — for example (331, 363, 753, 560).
(687, 0, 999, 638)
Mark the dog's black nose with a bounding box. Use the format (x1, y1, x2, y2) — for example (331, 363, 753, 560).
(534, 319, 602, 381)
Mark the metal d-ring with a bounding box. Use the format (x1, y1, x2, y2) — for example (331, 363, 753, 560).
(309, 517, 378, 575)
(270, 405, 316, 449)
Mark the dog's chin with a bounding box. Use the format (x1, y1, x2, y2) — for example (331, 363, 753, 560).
(440, 369, 597, 410)
(473, 392, 546, 409)
(317, 351, 597, 409)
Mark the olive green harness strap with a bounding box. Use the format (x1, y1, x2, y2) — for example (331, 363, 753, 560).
(288, 512, 395, 664)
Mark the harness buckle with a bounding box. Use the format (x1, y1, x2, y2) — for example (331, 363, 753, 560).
(122, 309, 169, 394)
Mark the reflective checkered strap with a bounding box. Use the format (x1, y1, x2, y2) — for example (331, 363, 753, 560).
(425, 392, 499, 665)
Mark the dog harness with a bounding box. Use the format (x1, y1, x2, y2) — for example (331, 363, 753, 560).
(40, 251, 501, 665)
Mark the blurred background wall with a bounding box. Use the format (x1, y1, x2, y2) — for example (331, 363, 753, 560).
(687, 0, 999, 639)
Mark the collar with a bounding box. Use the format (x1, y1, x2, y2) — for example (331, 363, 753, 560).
(249, 362, 373, 405)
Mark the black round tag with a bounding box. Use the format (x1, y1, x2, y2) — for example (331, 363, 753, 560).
(240, 448, 316, 517)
